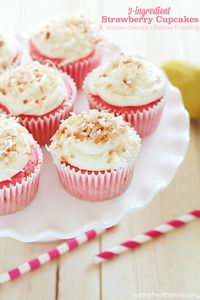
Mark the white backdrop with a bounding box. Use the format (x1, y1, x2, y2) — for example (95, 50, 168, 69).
(0, 0, 199, 65)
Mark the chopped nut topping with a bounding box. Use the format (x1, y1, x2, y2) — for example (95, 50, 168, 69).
(49, 109, 141, 169)
(18, 87, 24, 93)
(122, 79, 128, 85)
(60, 156, 66, 162)
(1, 63, 8, 70)
(91, 53, 146, 95)
(0, 87, 6, 95)
(0, 115, 33, 165)
(33, 14, 101, 65)
(107, 150, 114, 163)
(100, 74, 107, 78)
(0, 62, 60, 95)
(122, 78, 133, 87)
(106, 84, 112, 88)
(0, 62, 68, 110)
(54, 110, 129, 145)
(39, 86, 44, 93)
(45, 32, 51, 39)
(0, 34, 19, 73)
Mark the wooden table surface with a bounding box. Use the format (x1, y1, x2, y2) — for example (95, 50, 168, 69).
(0, 0, 199, 298)
(0, 121, 199, 299)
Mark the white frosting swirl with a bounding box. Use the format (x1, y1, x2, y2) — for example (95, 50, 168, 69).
(0, 33, 19, 73)
(31, 13, 101, 64)
(49, 110, 141, 171)
(0, 115, 35, 182)
(0, 61, 69, 116)
(88, 52, 168, 106)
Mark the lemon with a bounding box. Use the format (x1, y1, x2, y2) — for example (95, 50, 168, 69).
(162, 60, 200, 119)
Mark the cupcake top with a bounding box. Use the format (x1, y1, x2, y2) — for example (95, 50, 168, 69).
(31, 13, 101, 64)
(0, 61, 69, 116)
(88, 52, 168, 107)
(0, 115, 35, 182)
(49, 109, 141, 171)
(0, 33, 19, 73)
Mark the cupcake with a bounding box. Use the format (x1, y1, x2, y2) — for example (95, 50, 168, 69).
(0, 114, 43, 215)
(29, 13, 102, 89)
(0, 33, 21, 73)
(49, 109, 141, 202)
(0, 61, 76, 145)
(86, 52, 169, 137)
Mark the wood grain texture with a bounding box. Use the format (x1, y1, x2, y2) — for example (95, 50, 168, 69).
(58, 239, 100, 300)
(101, 123, 200, 299)
(0, 241, 58, 299)
(0, 123, 199, 299)
(0, 0, 200, 298)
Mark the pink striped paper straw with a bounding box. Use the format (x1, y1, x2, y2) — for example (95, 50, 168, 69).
(94, 209, 200, 264)
(0, 226, 114, 284)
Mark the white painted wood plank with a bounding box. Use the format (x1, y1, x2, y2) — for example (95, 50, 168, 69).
(101, 124, 200, 299)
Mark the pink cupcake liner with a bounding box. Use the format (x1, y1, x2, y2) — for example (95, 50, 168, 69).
(58, 50, 102, 89)
(29, 40, 102, 89)
(87, 91, 166, 138)
(55, 161, 136, 202)
(18, 74, 77, 145)
(0, 143, 43, 215)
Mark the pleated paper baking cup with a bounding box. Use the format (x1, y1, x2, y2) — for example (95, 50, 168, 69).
(29, 40, 102, 89)
(18, 74, 77, 145)
(0, 143, 43, 215)
(58, 50, 102, 89)
(86, 90, 166, 138)
(55, 161, 135, 202)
